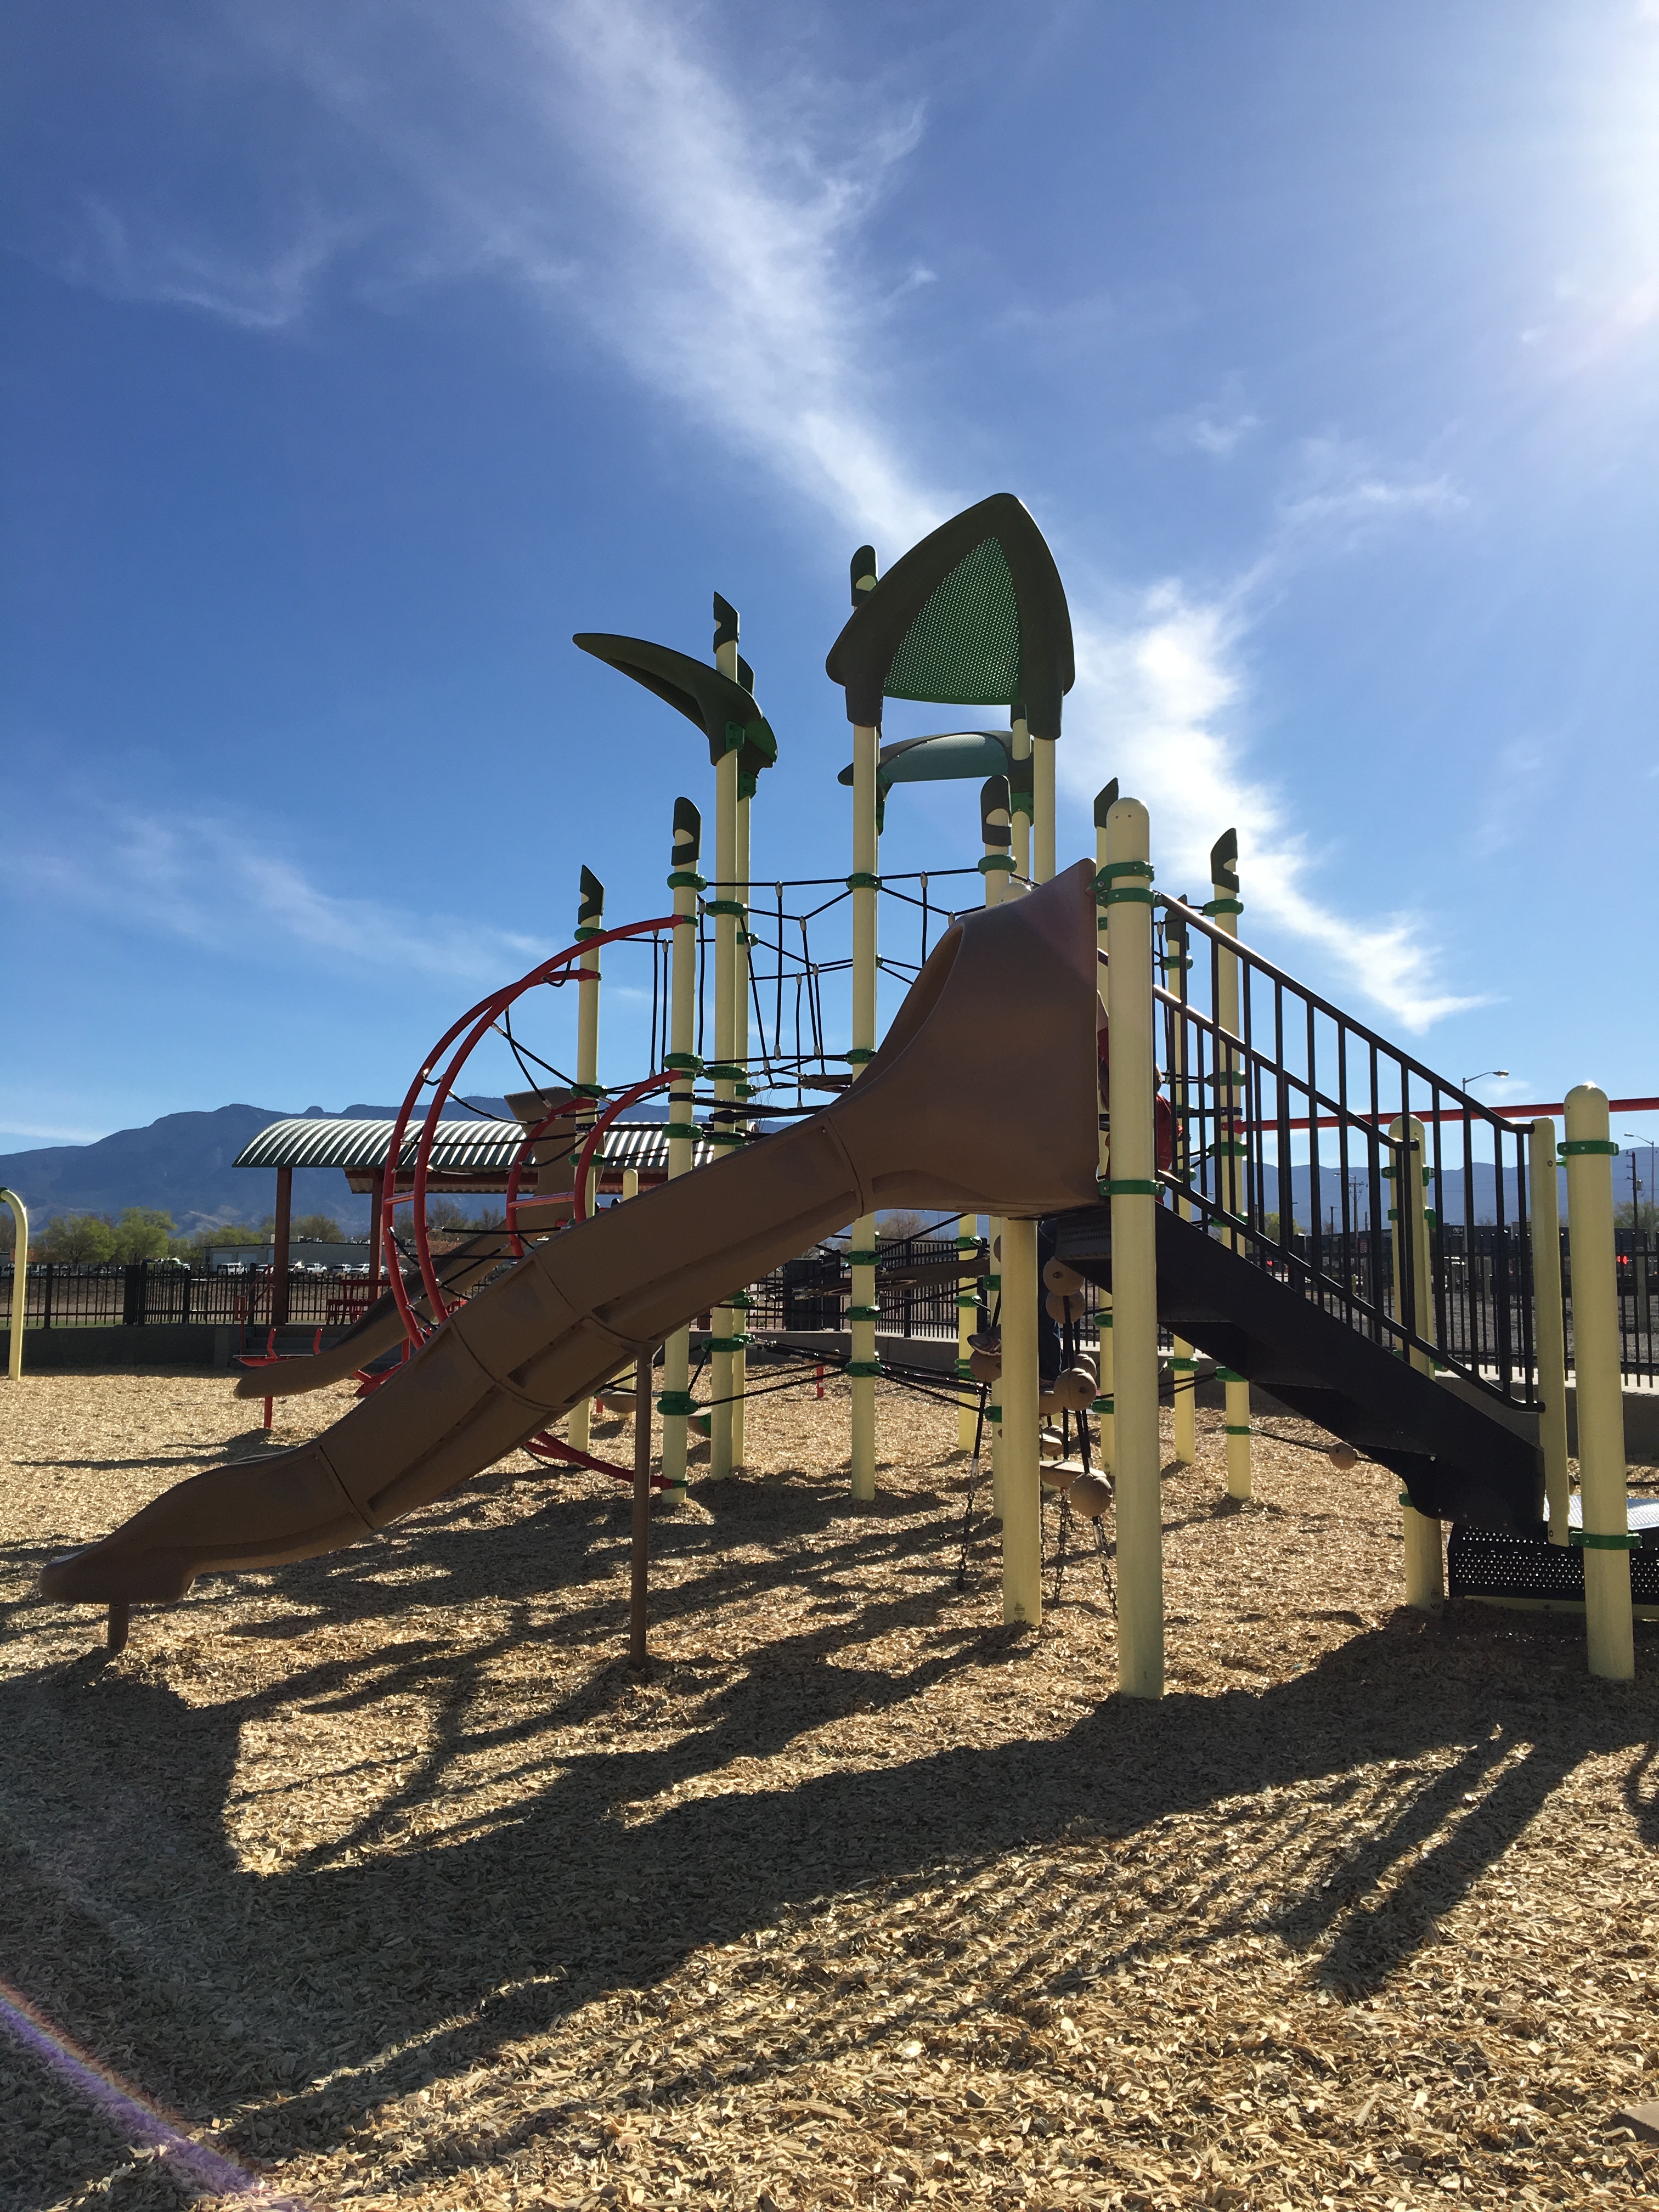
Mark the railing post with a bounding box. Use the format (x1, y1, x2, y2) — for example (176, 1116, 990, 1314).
(1528, 1118, 1571, 1544)
(1390, 1113, 1444, 1607)
(1105, 796, 1163, 1699)
(1563, 1085, 1635, 1680)
(0, 1189, 26, 1381)
(1206, 832, 1251, 1499)
(955, 1212, 978, 1451)
(659, 798, 702, 1504)
(1161, 911, 1197, 1465)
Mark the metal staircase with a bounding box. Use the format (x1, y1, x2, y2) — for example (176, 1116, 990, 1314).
(1058, 891, 1548, 1534)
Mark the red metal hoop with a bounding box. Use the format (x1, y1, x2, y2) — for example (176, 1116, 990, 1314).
(380, 916, 674, 1347)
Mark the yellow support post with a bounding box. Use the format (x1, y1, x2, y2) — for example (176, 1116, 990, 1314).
(568, 866, 605, 1457)
(1563, 1085, 1635, 1680)
(849, 713, 880, 1500)
(1000, 1215, 1042, 1624)
(1105, 796, 1162, 1697)
(1009, 713, 1032, 884)
(1390, 1113, 1444, 1608)
(1032, 732, 1056, 885)
(1163, 905, 1197, 1465)
(704, 598, 743, 1483)
(1207, 832, 1251, 1500)
(1528, 1116, 1571, 1544)
(980, 776, 1013, 1513)
(1, 1188, 27, 1381)
(658, 798, 702, 1503)
(956, 1211, 978, 1452)
(730, 778, 753, 1470)
(1092, 783, 1116, 1471)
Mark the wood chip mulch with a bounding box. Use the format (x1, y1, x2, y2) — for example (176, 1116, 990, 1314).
(3, 1363, 1658, 2211)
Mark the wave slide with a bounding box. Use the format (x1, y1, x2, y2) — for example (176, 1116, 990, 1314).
(41, 864, 1103, 1611)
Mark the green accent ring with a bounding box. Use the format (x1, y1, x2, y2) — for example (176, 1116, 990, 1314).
(1203, 897, 1244, 916)
(667, 871, 706, 890)
(1570, 1530, 1639, 1549)
(847, 1361, 884, 1379)
(1560, 1139, 1620, 1156)
(656, 1391, 697, 1417)
(846, 872, 881, 891)
(1101, 1178, 1161, 1196)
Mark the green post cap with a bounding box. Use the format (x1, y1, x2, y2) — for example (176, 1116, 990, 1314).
(578, 866, 605, 929)
(851, 546, 878, 602)
(1210, 827, 1239, 895)
(1093, 778, 1119, 829)
(980, 775, 1012, 845)
(672, 795, 702, 865)
(712, 592, 738, 652)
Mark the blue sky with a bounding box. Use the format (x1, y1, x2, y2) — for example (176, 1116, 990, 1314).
(4, 1, 1659, 1160)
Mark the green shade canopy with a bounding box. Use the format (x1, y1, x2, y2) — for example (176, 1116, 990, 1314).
(836, 730, 1013, 832)
(573, 632, 777, 787)
(825, 493, 1074, 737)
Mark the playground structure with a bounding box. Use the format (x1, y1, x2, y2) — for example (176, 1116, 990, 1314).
(36, 495, 1651, 1687)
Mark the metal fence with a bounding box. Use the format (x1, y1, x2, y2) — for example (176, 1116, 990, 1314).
(0, 1261, 376, 1334)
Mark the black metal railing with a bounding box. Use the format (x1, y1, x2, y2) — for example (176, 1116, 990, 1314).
(1154, 899, 1537, 1407)
(745, 1234, 981, 1340)
(0, 1262, 378, 1335)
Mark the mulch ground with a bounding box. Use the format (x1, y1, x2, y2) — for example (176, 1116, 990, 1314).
(2, 1362, 1658, 2212)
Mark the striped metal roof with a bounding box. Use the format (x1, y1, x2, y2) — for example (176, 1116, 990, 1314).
(234, 1118, 714, 1175)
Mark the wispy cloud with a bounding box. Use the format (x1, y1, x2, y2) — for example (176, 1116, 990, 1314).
(54, 2, 1477, 1032)
(66, 196, 356, 330)
(1060, 581, 1485, 1034)
(1156, 382, 1261, 458)
(21, 811, 548, 986)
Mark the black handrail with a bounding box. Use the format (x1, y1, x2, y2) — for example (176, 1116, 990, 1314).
(1150, 896, 1536, 1408)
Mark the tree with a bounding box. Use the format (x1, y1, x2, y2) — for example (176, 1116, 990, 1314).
(1616, 1198, 1659, 1240)
(109, 1207, 176, 1261)
(38, 1212, 119, 1264)
(292, 1213, 345, 1243)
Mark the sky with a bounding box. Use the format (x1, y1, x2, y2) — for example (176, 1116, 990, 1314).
(4, 1, 1659, 1168)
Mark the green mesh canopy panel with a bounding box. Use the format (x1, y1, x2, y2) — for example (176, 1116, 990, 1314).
(882, 537, 1021, 708)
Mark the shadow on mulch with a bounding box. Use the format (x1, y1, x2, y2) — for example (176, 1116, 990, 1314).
(3, 1464, 1658, 2191)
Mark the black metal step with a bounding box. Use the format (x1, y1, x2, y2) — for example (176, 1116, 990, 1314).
(1054, 1202, 1543, 1534)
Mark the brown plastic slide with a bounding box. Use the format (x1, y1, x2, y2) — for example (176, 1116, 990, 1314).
(41, 863, 1102, 1611)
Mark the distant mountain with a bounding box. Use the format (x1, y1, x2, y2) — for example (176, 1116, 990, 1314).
(0, 1100, 501, 1237)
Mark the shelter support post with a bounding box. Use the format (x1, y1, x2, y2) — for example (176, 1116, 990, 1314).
(708, 739, 740, 1481)
(957, 1212, 978, 1452)
(272, 1167, 293, 1330)
(1390, 1113, 1444, 1608)
(1207, 838, 1250, 1500)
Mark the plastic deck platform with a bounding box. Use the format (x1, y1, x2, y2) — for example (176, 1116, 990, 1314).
(1448, 1497, 1659, 1618)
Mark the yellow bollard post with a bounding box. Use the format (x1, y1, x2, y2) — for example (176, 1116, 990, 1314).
(1, 1189, 27, 1381)
(1000, 1214, 1042, 1624)
(1529, 1116, 1571, 1544)
(956, 1212, 979, 1452)
(658, 798, 702, 1502)
(1563, 1085, 1635, 1679)
(1207, 832, 1251, 1500)
(1105, 797, 1162, 1697)
(568, 867, 605, 1457)
(1162, 905, 1197, 1465)
(980, 775, 1013, 1513)
(1389, 1114, 1444, 1608)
